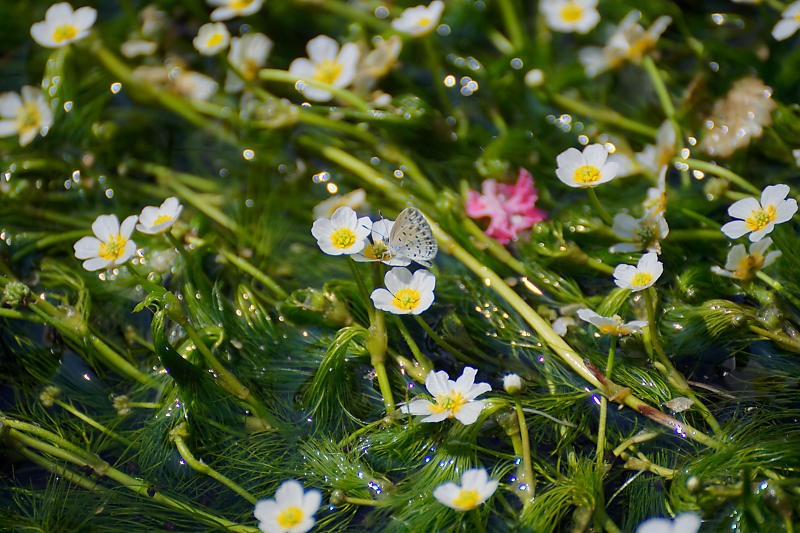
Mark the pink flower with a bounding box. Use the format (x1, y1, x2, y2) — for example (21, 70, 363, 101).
(465, 168, 546, 244)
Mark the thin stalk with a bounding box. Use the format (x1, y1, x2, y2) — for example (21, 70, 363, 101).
(514, 400, 535, 504)
(641, 55, 676, 118)
(470, 509, 487, 533)
(173, 430, 257, 504)
(550, 93, 658, 138)
(587, 188, 613, 226)
(348, 258, 375, 322)
(344, 496, 380, 506)
(595, 336, 616, 466)
(259, 69, 370, 112)
(298, 0, 388, 31)
(594, 506, 623, 533)
(54, 399, 133, 446)
(298, 111, 376, 143)
(378, 145, 439, 203)
(496, 0, 525, 51)
(669, 229, 726, 241)
(680, 158, 760, 195)
(749, 325, 800, 352)
(0, 308, 43, 322)
(16, 446, 100, 491)
(756, 270, 800, 310)
(371, 311, 396, 413)
(218, 249, 287, 299)
(391, 315, 433, 374)
(413, 314, 480, 365)
(422, 35, 453, 115)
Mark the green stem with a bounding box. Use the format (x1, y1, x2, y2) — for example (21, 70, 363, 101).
(173, 429, 257, 504)
(680, 158, 760, 195)
(594, 506, 623, 533)
(344, 496, 380, 506)
(755, 270, 800, 310)
(259, 69, 370, 112)
(372, 322, 396, 413)
(496, 0, 525, 51)
(641, 55, 675, 118)
(298, 111, 376, 143)
(391, 315, 433, 374)
(595, 336, 616, 466)
(298, 0, 388, 30)
(413, 314, 479, 365)
(0, 308, 43, 322)
(348, 258, 375, 323)
(422, 35, 453, 115)
(16, 446, 100, 491)
(587, 188, 613, 226)
(470, 509, 487, 533)
(54, 400, 133, 446)
(11, 230, 87, 261)
(514, 400, 535, 505)
(549, 93, 658, 138)
(218, 249, 287, 299)
(669, 229, 726, 241)
(748, 325, 800, 352)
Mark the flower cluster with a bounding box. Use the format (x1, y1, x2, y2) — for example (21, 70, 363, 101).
(73, 198, 182, 272)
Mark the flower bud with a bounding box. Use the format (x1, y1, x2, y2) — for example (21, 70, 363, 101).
(3, 281, 30, 307)
(503, 373, 523, 394)
(39, 385, 61, 407)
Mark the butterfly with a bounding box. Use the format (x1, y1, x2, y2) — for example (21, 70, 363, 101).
(387, 207, 438, 268)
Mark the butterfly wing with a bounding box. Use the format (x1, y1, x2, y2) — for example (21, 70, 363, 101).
(389, 207, 438, 267)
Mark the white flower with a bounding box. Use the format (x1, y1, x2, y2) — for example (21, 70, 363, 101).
(74, 215, 138, 271)
(720, 184, 797, 242)
(193, 22, 230, 56)
(207, 0, 264, 21)
(121, 39, 158, 58)
(555, 144, 619, 188)
(711, 238, 781, 280)
(254, 479, 321, 533)
(225, 33, 273, 92)
(578, 11, 671, 77)
(288, 35, 360, 102)
(613, 252, 663, 291)
(311, 206, 371, 256)
(148, 248, 178, 273)
(172, 69, 219, 101)
(576, 308, 647, 336)
(30, 2, 96, 48)
(370, 267, 435, 315)
(637, 122, 677, 175)
(140, 5, 167, 38)
(643, 165, 668, 215)
(353, 218, 411, 267)
(540, 0, 600, 34)
(772, 1, 800, 41)
(552, 316, 576, 336)
(354, 36, 403, 91)
(312, 189, 367, 220)
(0, 86, 53, 147)
(433, 468, 499, 511)
(392, 1, 445, 37)
(636, 512, 701, 533)
(403, 367, 491, 424)
(502, 373, 523, 394)
(136, 197, 182, 234)
(610, 211, 669, 254)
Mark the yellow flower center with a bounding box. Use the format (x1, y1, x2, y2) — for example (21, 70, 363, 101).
(745, 205, 777, 231)
(98, 234, 127, 261)
(734, 253, 765, 280)
(452, 489, 481, 510)
(206, 33, 225, 48)
(313, 60, 343, 85)
(392, 288, 421, 310)
(431, 390, 466, 415)
(416, 16, 432, 28)
(153, 214, 173, 225)
(330, 228, 356, 249)
(360, 240, 390, 261)
(230, 0, 254, 9)
(16, 102, 42, 132)
(630, 272, 653, 287)
(276, 506, 304, 528)
(52, 24, 78, 43)
(597, 324, 620, 335)
(560, 2, 584, 23)
(573, 165, 602, 184)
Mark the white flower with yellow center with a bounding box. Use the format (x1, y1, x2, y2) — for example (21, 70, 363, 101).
(193, 22, 230, 56)
(353, 218, 411, 267)
(610, 211, 669, 254)
(253, 479, 321, 533)
(311, 206, 371, 256)
(392, 1, 445, 37)
(312, 189, 367, 220)
(73, 214, 138, 271)
(288, 35, 360, 102)
(711, 238, 781, 280)
(540, 0, 600, 34)
(225, 33, 273, 92)
(637, 122, 677, 175)
(636, 512, 701, 533)
(402, 366, 491, 424)
(772, 1, 800, 41)
(30, 2, 96, 48)
(207, 0, 264, 22)
(136, 197, 183, 234)
(613, 252, 663, 291)
(721, 184, 797, 242)
(577, 308, 647, 336)
(371, 267, 434, 314)
(0, 86, 53, 147)
(433, 468, 499, 511)
(555, 144, 619, 188)
(643, 165, 668, 215)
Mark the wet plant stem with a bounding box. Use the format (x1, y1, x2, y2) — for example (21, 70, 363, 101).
(344, 496, 380, 506)
(748, 325, 800, 352)
(756, 270, 800, 310)
(16, 446, 100, 491)
(596, 337, 616, 466)
(348, 258, 375, 322)
(587, 188, 613, 226)
(496, 0, 525, 51)
(259, 69, 370, 111)
(54, 399, 132, 446)
(413, 314, 479, 365)
(644, 288, 721, 433)
(680, 158, 761, 195)
(514, 399, 535, 504)
(368, 264, 395, 413)
(669, 229, 727, 241)
(172, 427, 257, 504)
(218, 249, 287, 299)
(549, 93, 658, 138)
(391, 315, 433, 374)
